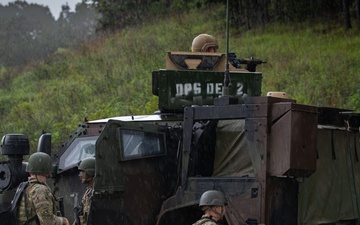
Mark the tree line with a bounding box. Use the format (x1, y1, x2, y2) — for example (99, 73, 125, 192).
(2, 0, 359, 68)
(86, 0, 360, 32)
(0, 1, 99, 68)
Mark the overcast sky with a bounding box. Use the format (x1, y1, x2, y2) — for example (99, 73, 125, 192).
(1, 0, 82, 19)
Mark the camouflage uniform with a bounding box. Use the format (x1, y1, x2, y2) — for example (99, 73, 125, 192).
(79, 187, 92, 225)
(192, 217, 219, 225)
(17, 177, 64, 225)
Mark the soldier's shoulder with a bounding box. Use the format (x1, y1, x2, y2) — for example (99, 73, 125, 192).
(193, 218, 218, 225)
(201, 222, 217, 225)
(28, 182, 50, 195)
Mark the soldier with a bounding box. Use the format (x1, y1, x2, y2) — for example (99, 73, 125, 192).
(73, 157, 95, 225)
(18, 152, 70, 225)
(193, 190, 227, 225)
(191, 34, 219, 53)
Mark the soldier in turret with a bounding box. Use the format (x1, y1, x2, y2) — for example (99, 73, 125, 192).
(73, 157, 95, 225)
(191, 33, 219, 53)
(17, 152, 70, 225)
(193, 190, 228, 225)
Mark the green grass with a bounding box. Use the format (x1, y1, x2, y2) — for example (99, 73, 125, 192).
(238, 24, 360, 109)
(0, 7, 359, 158)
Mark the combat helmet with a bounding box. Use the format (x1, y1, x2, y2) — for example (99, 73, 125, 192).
(191, 34, 218, 52)
(26, 152, 52, 174)
(199, 190, 227, 207)
(78, 157, 95, 177)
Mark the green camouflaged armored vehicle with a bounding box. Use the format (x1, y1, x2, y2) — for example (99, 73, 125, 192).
(0, 50, 359, 225)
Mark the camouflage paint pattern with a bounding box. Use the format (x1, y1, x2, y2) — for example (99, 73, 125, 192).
(18, 177, 63, 225)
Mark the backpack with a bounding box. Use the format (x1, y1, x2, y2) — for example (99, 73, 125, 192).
(0, 181, 39, 225)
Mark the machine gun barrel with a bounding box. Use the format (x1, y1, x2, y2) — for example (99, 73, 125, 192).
(238, 57, 267, 65)
(228, 53, 266, 72)
(238, 57, 267, 72)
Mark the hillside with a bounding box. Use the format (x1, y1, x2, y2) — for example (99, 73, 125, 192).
(0, 7, 359, 157)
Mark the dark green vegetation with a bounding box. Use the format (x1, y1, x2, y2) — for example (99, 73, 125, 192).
(0, 4, 359, 158)
(89, 0, 360, 32)
(0, 1, 99, 67)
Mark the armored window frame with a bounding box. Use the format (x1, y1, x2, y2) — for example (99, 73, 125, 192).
(59, 136, 97, 171)
(118, 128, 166, 161)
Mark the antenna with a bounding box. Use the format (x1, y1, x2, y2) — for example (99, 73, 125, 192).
(223, 0, 230, 96)
(214, 0, 238, 105)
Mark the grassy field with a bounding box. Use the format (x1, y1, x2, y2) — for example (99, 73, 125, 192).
(0, 7, 359, 156)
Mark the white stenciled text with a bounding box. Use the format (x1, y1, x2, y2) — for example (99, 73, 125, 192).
(175, 82, 244, 97)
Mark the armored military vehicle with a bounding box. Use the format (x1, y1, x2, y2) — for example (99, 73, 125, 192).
(0, 48, 359, 225)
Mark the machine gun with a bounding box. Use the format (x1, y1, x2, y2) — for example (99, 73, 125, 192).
(228, 52, 267, 72)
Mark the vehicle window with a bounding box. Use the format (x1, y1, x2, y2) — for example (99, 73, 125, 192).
(119, 129, 166, 160)
(59, 136, 97, 171)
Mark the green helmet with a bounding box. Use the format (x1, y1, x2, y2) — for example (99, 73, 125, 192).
(191, 34, 218, 52)
(26, 152, 52, 174)
(78, 157, 95, 177)
(199, 190, 227, 207)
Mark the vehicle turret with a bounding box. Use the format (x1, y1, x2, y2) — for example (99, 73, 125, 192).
(153, 51, 265, 112)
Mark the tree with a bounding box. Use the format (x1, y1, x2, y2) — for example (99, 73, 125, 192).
(56, 2, 99, 46)
(0, 1, 56, 67)
(356, 0, 360, 29)
(343, 0, 352, 30)
(0, 0, 99, 67)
